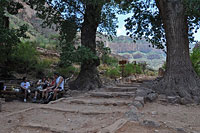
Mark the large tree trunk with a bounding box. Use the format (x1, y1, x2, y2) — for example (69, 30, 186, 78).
(69, 4, 102, 90)
(155, 0, 200, 101)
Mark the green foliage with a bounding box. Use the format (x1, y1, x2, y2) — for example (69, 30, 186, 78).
(32, 34, 59, 50)
(13, 41, 38, 73)
(105, 63, 143, 79)
(56, 66, 79, 78)
(60, 44, 98, 67)
(120, 0, 200, 49)
(0, 0, 27, 76)
(146, 70, 157, 76)
(96, 40, 119, 67)
(9, 13, 59, 50)
(162, 62, 166, 70)
(190, 48, 200, 76)
(102, 55, 118, 66)
(97, 40, 111, 56)
(24, 0, 119, 70)
(123, 63, 142, 77)
(105, 67, 120, 79)
(184, 0, 200, 36)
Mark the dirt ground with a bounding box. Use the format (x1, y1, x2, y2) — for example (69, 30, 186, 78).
(1, 100, 200, 133)
(116, 102, 200, 133)
(1, 78, 200, 133)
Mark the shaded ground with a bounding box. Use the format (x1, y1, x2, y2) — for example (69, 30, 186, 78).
(116, 122, 176, 133)
(0, 77, 200, 133)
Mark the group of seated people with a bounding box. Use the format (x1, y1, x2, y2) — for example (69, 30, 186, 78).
(20, 72, 64, 103)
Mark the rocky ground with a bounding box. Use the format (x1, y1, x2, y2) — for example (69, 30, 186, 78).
(0, 77, 200, 133)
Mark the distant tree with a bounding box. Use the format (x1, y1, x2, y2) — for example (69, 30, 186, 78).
(0, 0, 27, 77)
(24, 0, 118, 90)
(119, 0, 200, 101)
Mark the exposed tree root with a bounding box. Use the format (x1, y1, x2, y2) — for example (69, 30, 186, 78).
(153, 74, 200, 104)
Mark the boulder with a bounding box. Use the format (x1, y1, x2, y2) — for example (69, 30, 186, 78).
(193, 96, 200, 104)
(141, 120, 161, 128)
(167, 96, 181, 104)
(125, 106, 140, 121)
(145, 93, 158, 102)
(132, 101, 144, 109)
(134, 96, 145, 105)
(180, 97, 194, 105)
(136, 88, 153, 97)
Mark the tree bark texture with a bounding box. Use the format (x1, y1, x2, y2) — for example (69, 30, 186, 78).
(155, 0, 200, 100)
(69, 4, 102, 90)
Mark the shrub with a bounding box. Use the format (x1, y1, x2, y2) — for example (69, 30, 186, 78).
(13, 41, 38, 74)
(146, 70, 157, 76)
(190, 48, 200, 76)
(105, 67, 120, 79)
(56, 66, 79, 78)
(123, 64, 134, 77)
(101, 55, 118, 66)
(123, 63, 142, 77)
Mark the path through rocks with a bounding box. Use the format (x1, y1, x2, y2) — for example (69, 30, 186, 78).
(1, 80, 200, 133)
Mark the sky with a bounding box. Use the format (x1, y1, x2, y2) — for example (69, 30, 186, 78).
(117, 14, 200, 42)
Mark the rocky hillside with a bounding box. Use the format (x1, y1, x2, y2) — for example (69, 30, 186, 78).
(9, 0, 58, 42)
(105, 36, 166, 69)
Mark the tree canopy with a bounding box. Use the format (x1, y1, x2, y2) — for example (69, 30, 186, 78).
(24, 0, 119, 67)
(0, 0, 27, 76)
(24, 0, 118, 38)
(117, 0, 200, 49)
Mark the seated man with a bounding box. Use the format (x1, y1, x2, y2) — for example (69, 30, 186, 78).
(41, 72, 64, 103)
(20, 77, 30, 102)
(32, 77, 48, 103)
(53, 72, 64, 100)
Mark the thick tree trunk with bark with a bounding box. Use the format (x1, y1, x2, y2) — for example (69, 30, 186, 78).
(155, 0, 200, 101)
(69, 4, 102, 90)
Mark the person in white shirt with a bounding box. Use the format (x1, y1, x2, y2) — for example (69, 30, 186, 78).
(52, 72, 64, 100)
(20, 77, 30, 102)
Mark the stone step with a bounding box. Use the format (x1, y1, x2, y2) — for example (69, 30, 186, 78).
(105, 86, 137, 92)
(61, 97, 133, 106)
(45, 102, 129, 114)
(116, 83, 141, 87)
(12, 107, 124, 133)
(89, 92, 136, 98)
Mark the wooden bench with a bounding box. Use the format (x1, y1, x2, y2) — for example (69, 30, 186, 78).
(0, 83, 32, 101)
